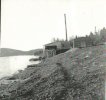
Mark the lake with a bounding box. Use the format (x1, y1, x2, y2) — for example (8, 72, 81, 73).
(0, 55, 39, 79)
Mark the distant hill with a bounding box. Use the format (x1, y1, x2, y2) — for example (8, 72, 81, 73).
(26, 49, 43, 55)
(0, 48, 43, 57)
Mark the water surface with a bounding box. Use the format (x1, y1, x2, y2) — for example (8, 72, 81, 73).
(0, 55, 39, 78)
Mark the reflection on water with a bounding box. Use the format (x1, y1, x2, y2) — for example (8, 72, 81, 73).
(0, 55, 39, 78)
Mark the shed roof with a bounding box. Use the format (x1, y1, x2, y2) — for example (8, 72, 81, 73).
(45, 41, 70, 46)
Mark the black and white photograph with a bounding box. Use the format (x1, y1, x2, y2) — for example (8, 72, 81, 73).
(0, 0, 106, 99)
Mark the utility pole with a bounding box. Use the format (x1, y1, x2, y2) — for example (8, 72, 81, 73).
(64, 14, 68, 41)
(0, 0, 1, 55)
(95, 26, 97, 34)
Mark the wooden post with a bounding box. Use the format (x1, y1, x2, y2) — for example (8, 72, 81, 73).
(73, 39, 75, 48)
(64, 14, 68, 41)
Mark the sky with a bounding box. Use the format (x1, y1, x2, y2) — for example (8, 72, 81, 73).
(1, 0, 106, 51)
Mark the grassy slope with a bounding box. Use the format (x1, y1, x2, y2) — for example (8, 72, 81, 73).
(0, 45, 106, 100)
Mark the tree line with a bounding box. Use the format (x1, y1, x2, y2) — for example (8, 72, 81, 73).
(87, 27, 106, 45)
(51, 27, 106, 45)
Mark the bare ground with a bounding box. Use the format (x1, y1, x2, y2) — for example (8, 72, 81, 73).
(0, 45, 106, 100)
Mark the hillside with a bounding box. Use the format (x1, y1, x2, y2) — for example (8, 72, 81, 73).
(26, 49, 43, 56)
(0, 45, 105, 100)
(0, 48, 43, 57)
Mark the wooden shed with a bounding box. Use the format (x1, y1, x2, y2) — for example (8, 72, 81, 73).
(43, 41, 71, 58)
(74, 37, 93, 48)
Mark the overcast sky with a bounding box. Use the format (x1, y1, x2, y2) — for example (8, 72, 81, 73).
(1, 0, 106, 51)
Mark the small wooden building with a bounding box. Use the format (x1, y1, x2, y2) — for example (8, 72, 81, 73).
(74, 37, 93, 48)
(43, 41, 71, 58)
